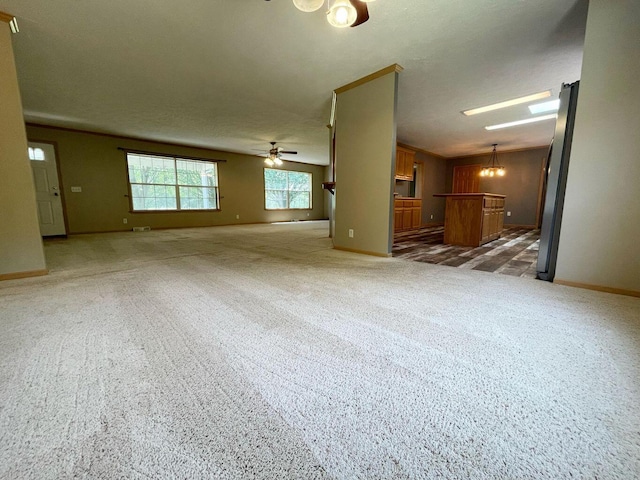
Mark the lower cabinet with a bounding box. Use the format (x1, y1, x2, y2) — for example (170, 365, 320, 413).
(394, 199, 422, 232)
(434, 193, 505, 247)
(481, 197, 505, 244)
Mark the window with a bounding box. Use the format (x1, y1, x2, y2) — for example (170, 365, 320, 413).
(126, 153, 219, 211)
(264, 168, 312, 210)
(28, 147, 45, 161)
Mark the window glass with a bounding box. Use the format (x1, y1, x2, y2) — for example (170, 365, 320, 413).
(127, 153, 218, 211)
(264, 168, 312, 210)
(28, 147, 46, 161)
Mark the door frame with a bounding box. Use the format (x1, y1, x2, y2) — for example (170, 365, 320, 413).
(28, 139, 69, 236)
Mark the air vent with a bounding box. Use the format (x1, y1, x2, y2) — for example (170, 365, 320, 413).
(132, 226, 151, 232)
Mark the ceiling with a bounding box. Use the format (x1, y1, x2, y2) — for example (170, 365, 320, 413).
(0, 0, 587, 165)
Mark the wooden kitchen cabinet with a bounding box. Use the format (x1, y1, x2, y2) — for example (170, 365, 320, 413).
(395, 146, 416, 180)
(394, 198, 422, 232)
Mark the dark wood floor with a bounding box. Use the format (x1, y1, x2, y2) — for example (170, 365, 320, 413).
(393, 226, 540, 278)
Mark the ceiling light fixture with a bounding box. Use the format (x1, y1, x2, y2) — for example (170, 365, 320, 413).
(485, 113, 558, 131)
(291, 0, 373, 28)
(327, 0, 357, 27)
(292, 0, 324, 12)
(528, 99, 560, 115)
(480, 144, 505, 177)
(462, 91, 552, 116)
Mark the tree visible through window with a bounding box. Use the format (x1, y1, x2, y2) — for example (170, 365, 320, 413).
(264, 168, 312, 210)
(127, 153, 219, 211)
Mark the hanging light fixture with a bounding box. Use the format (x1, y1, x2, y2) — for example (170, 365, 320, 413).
(480, 144, 506, 177)
(292, 0, 324, 12)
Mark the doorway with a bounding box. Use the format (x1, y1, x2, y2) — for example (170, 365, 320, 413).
(28, 141, 67, 236)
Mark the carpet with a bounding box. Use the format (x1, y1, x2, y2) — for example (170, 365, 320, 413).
(1, 221, 639, 479)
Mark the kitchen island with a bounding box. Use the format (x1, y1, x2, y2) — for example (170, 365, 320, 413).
(433, 193, 505, 247)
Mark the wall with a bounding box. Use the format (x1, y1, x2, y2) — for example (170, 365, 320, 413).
(333, 69, 398, 255)
(555, 0, 640, 294)
(25, 125, 327, 234)
(446, 147, 547, 227)
(416, 150, 447, 225)
(0, 22, 47, 278)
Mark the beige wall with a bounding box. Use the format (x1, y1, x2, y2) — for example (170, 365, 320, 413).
(446, 147, 547, 227)
(333, 71, 398, 255)
(25, 125, 328, 234)
(417, 150, 447, 225)
(0, 23, 47, 277)
(555, 0, 640, 293)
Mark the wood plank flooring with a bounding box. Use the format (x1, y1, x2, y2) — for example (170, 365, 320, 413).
(393, 226, 540, 278)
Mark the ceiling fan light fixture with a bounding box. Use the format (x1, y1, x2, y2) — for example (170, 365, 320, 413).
(327, 0, 357, 28)
(274, 158, 283, 166)
(292, 0, 325, 13)
(264, 158, 275, 167)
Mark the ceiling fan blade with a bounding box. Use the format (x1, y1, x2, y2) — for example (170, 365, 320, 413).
(280, 150, 297, 154)
(350, 0, 369, 27)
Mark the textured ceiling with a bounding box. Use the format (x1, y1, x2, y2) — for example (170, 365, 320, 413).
(0, 0, 587, 165)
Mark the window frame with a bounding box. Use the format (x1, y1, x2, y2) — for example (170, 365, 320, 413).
(125, 152, 221, 213)
(263, 168, 313, 211)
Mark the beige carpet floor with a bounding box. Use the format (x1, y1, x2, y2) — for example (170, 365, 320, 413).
(1, 221, 639, 479)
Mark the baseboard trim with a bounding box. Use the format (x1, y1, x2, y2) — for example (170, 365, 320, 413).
(0, 269, 49, 281)
(333, 246, 391, 258)
(503, 224, 537, 229)
(420, 222, 444, 227)
(554, 279, 640, 298)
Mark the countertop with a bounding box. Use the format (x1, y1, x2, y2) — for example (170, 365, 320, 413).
(433, 193, 506, 198)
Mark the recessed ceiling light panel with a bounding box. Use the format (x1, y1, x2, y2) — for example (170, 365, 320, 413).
(528, 99, 560, 114)
(463, 91, 552, 116)
(485, 114, 558, 131)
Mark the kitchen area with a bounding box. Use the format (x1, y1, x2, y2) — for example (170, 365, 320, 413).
(392, 143, 545, 278)
(393, 145, 422, 232)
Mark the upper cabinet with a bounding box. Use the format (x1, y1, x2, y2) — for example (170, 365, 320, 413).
(395, 146, 416, 181)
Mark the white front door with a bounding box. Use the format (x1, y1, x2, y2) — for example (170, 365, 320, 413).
(28, 142, 67, 236)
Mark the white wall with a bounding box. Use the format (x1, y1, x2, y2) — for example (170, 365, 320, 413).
(555, 0, 640, 293)
(333, 71, 398, 255)
(0, 22, 47, 277)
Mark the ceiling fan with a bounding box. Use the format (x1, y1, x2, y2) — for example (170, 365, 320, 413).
(262, 141, 298, 167)
(265, 0, 372, 28)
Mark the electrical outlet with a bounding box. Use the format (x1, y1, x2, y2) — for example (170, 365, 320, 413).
(507, 211, 512, 217)
(348, 229, 354, 238)
(123, 218, 128, 224)
(236, 214, 240, 219)
(430, 214, 434, 220)
(307, 213, 310, 217)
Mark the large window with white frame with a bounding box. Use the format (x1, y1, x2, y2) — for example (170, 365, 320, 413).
(126, 153, 219, 211)
(264, 168, 312, 210)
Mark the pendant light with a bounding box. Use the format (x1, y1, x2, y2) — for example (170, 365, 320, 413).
(292, 0, 324, 12)
(480, 144, 506, 177)
(327, 0, 358, 27)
